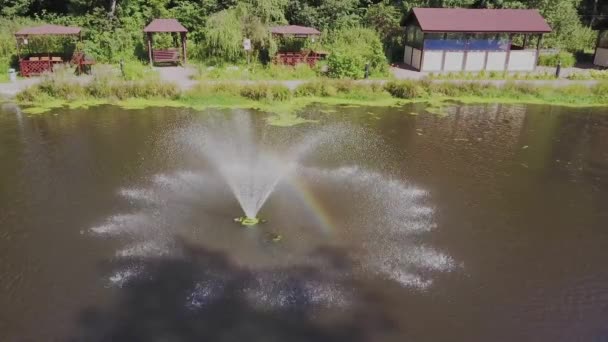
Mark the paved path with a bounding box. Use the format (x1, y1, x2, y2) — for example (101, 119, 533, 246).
(154, 66, 198, 91)
(0, 77, 41, 99)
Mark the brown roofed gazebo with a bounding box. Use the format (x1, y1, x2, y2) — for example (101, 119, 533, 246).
(143, 19, 188, 65)
(270, 25, 321, 38)
(15, 24, 82, 37)
(402, 8, 552, 72)
(15, 24, 84, 76)
(270, 25, 323, 66)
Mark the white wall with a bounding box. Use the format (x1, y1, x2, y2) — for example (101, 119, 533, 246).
(594, 48, 608, 67)
(422, 51, 443, 71)
(464, 52, 485, 71)
(507, 50, 537, 71)
(412, 48, 422, 70)
(486, 52, 507, 71)
(444, 52, 465, 71)
(404, 46, 413, 65)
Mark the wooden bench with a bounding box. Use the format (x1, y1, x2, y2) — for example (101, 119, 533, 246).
(71, 52, 96, 75)
(153, 49, 180, 64)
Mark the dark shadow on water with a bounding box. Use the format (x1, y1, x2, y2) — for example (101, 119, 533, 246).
(69, 238, 398, 342)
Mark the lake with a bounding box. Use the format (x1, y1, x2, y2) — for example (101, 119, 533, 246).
(1, 102, 607, 341)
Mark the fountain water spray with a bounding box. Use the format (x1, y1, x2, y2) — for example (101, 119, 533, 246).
(183, 112, 344, 224)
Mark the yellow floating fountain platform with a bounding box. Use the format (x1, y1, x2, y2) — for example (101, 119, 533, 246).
(234, 216, 261, 226)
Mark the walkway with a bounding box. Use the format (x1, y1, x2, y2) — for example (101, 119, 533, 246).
(0, 77, 40, 99)
(154, 66, 197, 91)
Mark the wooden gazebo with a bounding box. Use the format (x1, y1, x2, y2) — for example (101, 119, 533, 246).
(143, 19, 188, 65)
(15, 24, 83, 76)
(270, 25, 324, 66)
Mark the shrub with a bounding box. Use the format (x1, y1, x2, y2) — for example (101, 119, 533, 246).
(589, 70, 608, 80)
(239, 83, 291, 101)
(538, 52, 576, 68)
(326, 51, 366, 79)
(325, 27, 388, 79)
(591, 82, 608, 98)
(384, 80, 428, 99)
(294, 81, 337, 97)
(502, 82, 543, 97)
(17, 64, 178, 102)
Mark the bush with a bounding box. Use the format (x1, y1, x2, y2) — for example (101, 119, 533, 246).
(17, 65, 178, 102)
(324, 27, 388, 79)
(239, 83, 291, 101)
(592, 82, 608, 99)
(538, 52, 576, 68)
(294, 81, 337, 97)
(326, 51, 366, 79)
(384, 80, 429, 99)
(589, 70, 608, 80)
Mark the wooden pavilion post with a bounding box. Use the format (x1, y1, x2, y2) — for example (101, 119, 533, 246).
(181, 32, 187, 65)
(147, 32, 153, 65)
(535, 34, 543, 70)
(15, 36, 21, 60)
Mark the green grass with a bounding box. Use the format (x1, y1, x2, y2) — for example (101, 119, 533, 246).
(427, 70, 556, 81)
(567, 69, 608, 80)
(385, 80, 608, 107)
(195, 63, 320, 81)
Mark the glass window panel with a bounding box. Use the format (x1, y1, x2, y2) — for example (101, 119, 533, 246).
(442, 32, 466, 50)
(411, 26, 423, 49)
(468, 33, 508, 51)
(423, 33, 445, 50)
(405, 26, 414, 45)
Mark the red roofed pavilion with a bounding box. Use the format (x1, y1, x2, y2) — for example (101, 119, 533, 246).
(270, 25, 324, 66)
(270, 25, 321, 38)
(401, 8, 552, 72)
(15, 24, 82, 37)
(14, 24, 91, 76)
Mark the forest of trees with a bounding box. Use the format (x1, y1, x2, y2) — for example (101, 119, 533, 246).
(1, 0, 607, 68)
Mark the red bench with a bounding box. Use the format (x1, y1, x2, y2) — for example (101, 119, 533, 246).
(152, 49, 180, 64)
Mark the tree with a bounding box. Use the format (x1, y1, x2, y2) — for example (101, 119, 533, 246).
(0, 0, 34, 17)
(363, 2, 403, 61)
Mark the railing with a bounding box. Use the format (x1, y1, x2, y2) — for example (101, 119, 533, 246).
(19, 60, 60, 77)
(274, 52, 321, 67)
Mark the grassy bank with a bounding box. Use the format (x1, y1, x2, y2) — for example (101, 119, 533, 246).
(14, 75, 608, 124)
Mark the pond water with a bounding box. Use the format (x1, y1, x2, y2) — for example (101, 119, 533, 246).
(0, 102, 607, 341)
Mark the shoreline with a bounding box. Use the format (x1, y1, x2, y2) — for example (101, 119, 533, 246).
(7, 93, 608, 127)
(6, 78, 607, 125)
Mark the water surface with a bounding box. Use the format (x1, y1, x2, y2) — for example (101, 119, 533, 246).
(1, 102, 607, 341)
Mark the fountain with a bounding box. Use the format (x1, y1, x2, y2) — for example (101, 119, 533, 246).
(90, 110, 456, 308)
(180, 112, 348, 224)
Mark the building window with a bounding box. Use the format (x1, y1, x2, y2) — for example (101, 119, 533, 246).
(411, 26, 424, 49)
(468, 33, 509, 51)
(423, 33, 445, 50)
(442, 32, 467, 50)
(405, 26, 415, 46)
(599, 30, 608, 49)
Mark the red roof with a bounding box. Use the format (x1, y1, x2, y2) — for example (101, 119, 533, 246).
(143, 19, 188, 33)
(406, 8, 552, 33)
(15, 24, 81, 36)
(270, 25, 321, 36)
